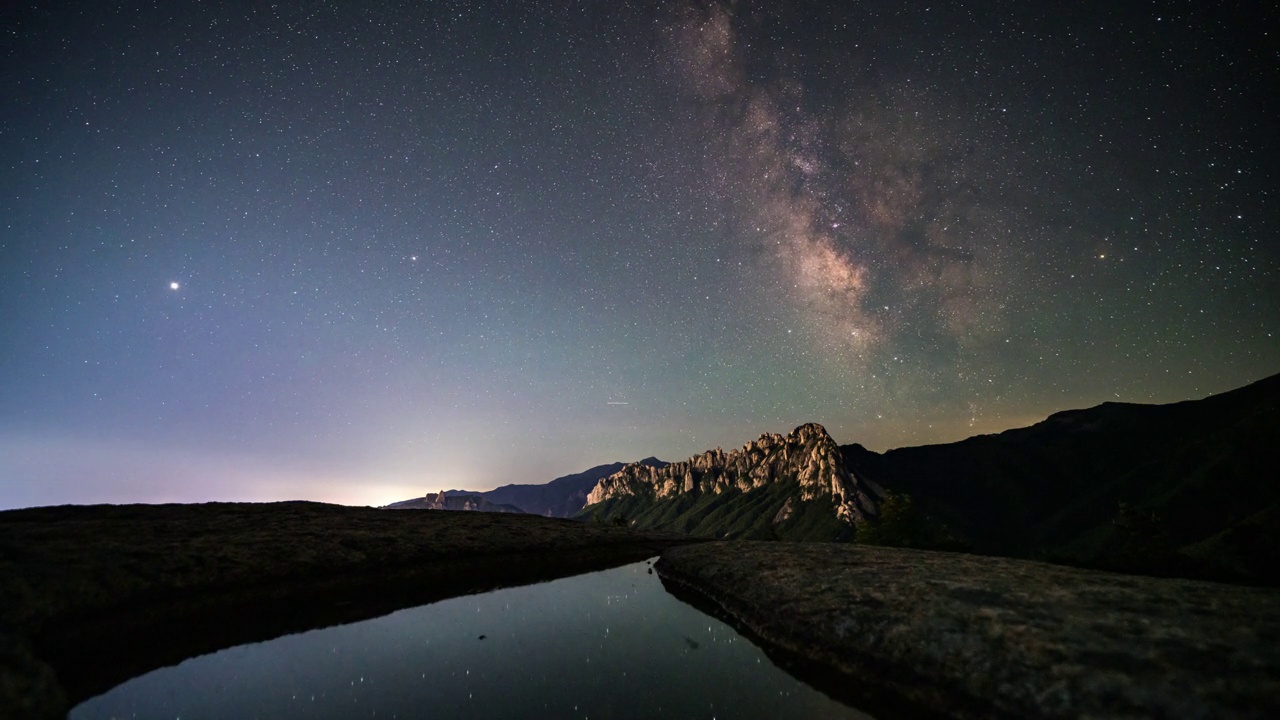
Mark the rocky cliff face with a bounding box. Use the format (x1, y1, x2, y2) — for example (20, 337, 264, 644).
(587, 423, 881, 524)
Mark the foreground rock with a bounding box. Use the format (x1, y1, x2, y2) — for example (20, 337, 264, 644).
(1, 501, 690, 719)
(656, 542, 1280, 719)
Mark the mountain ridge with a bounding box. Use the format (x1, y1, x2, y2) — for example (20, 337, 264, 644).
(584, 371, 1279, 584)
(387, 458, 670, 518)
(582, 423, 882, 541)
(382, 492, 524, 514)
(841, 371, 1280, 584)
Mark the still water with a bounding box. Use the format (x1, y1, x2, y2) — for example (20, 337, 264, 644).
(72, 559, 870, 719)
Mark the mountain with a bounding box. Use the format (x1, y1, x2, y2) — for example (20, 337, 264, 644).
(840, 372, 1280, 584)
(420, 458, 669, 518)
(581, 423, 883, 541)
(382, 492, 524, 513)
(445, 458, 670, 517)
(575, 373, 1279, 584)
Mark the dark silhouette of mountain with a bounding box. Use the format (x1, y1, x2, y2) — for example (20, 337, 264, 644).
(382, 492, 524, 513)
(841, 372, 1280, 585)
(580, 424, 882, 541)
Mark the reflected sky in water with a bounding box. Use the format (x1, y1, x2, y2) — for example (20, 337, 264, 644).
(73, 559, 870, 719)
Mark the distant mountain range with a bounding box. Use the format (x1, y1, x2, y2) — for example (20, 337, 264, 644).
(581, 373, 1280, 585)
(382, 492, 524, 513)
(381, 373, 1278, 584)
(384, 458, 669, 518)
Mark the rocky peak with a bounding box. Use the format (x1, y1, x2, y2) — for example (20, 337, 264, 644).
(586, 423, 881, 523)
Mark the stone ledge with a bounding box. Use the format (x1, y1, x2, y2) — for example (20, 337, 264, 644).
(656, 542, 1280, 719)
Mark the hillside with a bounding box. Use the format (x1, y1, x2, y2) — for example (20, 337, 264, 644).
(841, 372, 1280, 584)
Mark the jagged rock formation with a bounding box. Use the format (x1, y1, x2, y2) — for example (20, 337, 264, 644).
(383, 492, 524, 514)
(583, 423, 882, 539)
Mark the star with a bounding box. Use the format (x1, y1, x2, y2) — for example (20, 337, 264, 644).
(0, 0, 1272, 511)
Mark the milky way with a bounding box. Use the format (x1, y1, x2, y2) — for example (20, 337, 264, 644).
(1, 0, 1276, 508)
(668, 3, 1048, 371)
(669, 6, 874, 354)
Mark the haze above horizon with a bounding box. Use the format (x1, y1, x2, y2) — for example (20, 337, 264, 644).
(3, 1, 1276, 510)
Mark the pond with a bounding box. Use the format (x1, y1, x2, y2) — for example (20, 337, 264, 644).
(71, 558, 872, 719)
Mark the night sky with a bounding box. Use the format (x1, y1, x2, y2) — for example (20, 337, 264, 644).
(3, 1, 1277, 510)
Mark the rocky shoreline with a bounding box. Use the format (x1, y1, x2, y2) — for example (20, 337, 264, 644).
(656, 542, 1280, 719)
(1, 501, 691, 719)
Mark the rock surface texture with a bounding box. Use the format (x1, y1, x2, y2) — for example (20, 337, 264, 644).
(656, 542, 1280, 719)
(587, 423, 881, 523)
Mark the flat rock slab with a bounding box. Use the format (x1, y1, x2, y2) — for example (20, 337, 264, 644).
(656, 542, 1280, 719)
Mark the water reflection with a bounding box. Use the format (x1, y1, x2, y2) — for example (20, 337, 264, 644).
(73, 559, 871, 719)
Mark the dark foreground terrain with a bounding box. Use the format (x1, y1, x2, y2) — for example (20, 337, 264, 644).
(657, 542, 1280, 720)
(0, 501, 690, 719)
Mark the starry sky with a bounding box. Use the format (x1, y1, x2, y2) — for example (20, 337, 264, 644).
(2, 0, 1277, 510)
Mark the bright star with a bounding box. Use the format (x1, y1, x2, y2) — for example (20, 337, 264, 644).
(169, 282, 180, 290)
